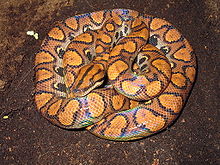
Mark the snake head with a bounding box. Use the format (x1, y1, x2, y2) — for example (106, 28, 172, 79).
(72, 63, 105, 97)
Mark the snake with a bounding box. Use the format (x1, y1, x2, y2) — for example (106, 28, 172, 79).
(34, 9, 196, 141)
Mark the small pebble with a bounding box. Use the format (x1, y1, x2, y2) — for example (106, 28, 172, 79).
(3, 115, 9, 119)
(0, 79, 6, 90)
(26, 30, 39, 40)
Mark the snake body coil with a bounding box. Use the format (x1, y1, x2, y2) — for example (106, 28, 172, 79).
(35, 9, 196, 141)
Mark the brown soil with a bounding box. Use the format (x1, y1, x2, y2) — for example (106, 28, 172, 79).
(0, 0, 219, 164)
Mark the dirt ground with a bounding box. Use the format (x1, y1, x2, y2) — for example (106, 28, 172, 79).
(0, 0, 219, 164)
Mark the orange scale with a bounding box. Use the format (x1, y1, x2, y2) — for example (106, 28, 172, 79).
(145, 81, 162, 97)
(58, 100, 79, 126)
(35, 51, 55, 66)
(87, 93, 105, 118)
(36, 69, 53, 82)
(90, 11, 105, 25)
(35, 93, 53, 110)
(110, 45, 123, 57)
(128, 28, 149, 39)
(95, 45, 104, 53)
(121, 80, 141, 95)
(152, 59, 171, 78)
(111, 13, 123, 26)
(150, 18, 171, 30)
(158, 94, 183, 113)
(100, 33, 112, 44)
(104, 115, 127, 137)
(112, 94, 125, 110)
(65, 71, 75, 89)
(65, 17, 78, 30)
(131, 19, 143, 28)
(48, 27, 65, 41)
(173, 47, 192, 62)
(171, 73, 187, 88)
(129, 100, 139, 109)
(129, 10, 139, 18)
(123, 41, 137, 53)
(108, 60, 128, 81)
(165, 29, 181, 43)
(105, 23, 115, 32)
(185, 67, 196, 82)
(47, 99, 63, 116)
(74, 33, 93, 43)
(135, 108, 166, 132)
(63, 50, 83, 67)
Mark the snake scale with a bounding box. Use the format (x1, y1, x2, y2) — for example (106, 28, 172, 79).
(34, 9, 196, 141)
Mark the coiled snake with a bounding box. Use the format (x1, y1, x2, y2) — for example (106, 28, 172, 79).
(34, 9, 196, 141)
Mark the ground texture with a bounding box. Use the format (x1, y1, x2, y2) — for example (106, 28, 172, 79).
(0, 0, 219, 164)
